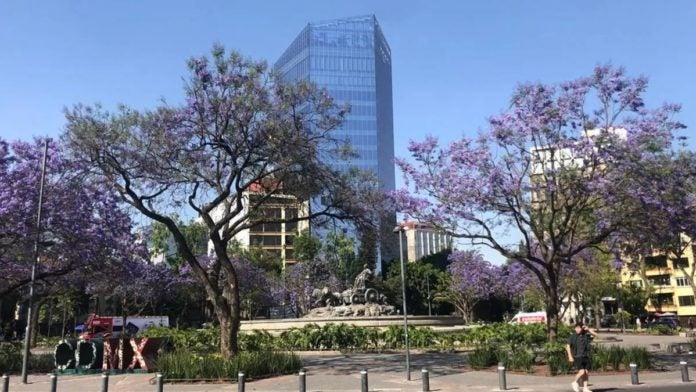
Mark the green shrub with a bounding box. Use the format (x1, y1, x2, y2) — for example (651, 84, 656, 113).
(28, 353, 55, 372)
(0, 343, 21, 372)
(143, 326, 220, 354)
(623, 346, 651, 370)
(607, 345, 625, 371)
(543, 342, 572, 375)
(507, 348, 535, 373)
(467, 346, 497, 369)
(239, 330, 276, 352)
(689, 338, 696, 352)
(650, 325, 675, 336)
(0, 343, 55, 373)
(157, 351, 301, 380)
(36, 335, 63, 348)
(591, 345, 610, 372)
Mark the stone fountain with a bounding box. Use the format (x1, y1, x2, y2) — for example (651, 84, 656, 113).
(304, 265, 396, 318)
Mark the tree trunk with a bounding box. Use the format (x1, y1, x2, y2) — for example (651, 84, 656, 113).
(545, 286, 560, 342)
(594, 299, 601, 330)
(219, 312, 239, 358)
(30, 299, 45, 347)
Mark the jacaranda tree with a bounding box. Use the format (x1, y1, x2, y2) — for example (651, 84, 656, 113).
(440, 250, 501, 322)
(0, 138, 138, 300)
(392, 65, 686, 340)
(64, 46, 373, 357)
(0, 138, 142, 344)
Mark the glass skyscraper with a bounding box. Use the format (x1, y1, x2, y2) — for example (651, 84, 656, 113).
(275, 15, 396, 269)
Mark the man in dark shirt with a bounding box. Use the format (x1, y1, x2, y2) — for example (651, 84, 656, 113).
(566, 322, 598, 392)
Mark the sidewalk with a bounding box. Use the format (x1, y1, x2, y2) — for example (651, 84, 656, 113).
(4, 369, 691, 391)
(6, 340, 696, 392)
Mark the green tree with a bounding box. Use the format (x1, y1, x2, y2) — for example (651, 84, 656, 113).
(325, 231, 360, 287)
(293, 230, 322, 263)
(149, 220, 208, 269)
(385, 261, 442, 315)
(356, 226, 378, 272)
(563, 252, 620, 329)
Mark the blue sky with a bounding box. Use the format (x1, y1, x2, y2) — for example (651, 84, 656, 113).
(2, 0, 695, 261)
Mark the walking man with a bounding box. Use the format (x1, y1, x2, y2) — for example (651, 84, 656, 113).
(566, 322, 598, 392)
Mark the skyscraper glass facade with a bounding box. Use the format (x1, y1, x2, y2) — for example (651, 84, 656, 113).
(275, 15, 396, 267)
(275, 15, 395, 191)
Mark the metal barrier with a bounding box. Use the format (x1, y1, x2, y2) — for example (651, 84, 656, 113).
(238, 372, 245, 392)
(629, 363, 639, 385)
(101, 372, 109, 392)
(421, 368, 430, 392)
(2, 374, 8, 392)
(497, 362, 507, 390)
(29, 365, 696, 391)
(298, 369, 306, 392)
(360, 369, 368, 392)
(155, 373, 164, 392)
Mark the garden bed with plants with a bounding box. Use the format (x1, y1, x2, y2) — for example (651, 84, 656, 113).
(467, 343, 652, 376)
(140, 323, 658, 380)
(0, 342, 56, 374)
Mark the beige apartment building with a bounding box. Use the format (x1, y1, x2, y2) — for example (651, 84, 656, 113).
(620, 238, 696, 322)
(205, 183, 309, 269)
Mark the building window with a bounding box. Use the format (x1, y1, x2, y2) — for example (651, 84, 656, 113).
(678, 295, 696, 307)
(674, 258, 689, 269)
(676, 277, 690, 287)
(649, 274, 671, 287)
(645, 255, 668, 268)
(285, 249, 294, 261)
(250, 235, 282, 246)
(630, 280, 643, 288)
(653, 293, 674, 306)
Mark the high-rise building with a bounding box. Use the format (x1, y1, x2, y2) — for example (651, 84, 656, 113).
(398, 221, 453, 262)
(275, 15, 396, 271)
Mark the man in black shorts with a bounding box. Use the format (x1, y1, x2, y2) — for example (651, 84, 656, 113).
(566, 322, 598, 392)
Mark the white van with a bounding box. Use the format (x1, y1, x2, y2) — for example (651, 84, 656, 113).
(509, 311, 547, 325)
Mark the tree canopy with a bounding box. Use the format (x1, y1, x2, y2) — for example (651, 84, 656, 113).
(393, 65, 687, 340)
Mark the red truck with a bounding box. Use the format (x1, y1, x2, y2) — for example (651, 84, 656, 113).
(80, 314, 169, 340)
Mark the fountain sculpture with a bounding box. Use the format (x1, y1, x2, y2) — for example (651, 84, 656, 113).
(305, 265, 396, 318)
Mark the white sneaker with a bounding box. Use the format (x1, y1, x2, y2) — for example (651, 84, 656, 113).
(571, 381, 579, 392)
(583, 388, 593, 392)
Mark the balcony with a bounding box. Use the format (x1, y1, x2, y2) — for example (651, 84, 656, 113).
(645, 268, 672, 276)
(646, 304, 678, 313)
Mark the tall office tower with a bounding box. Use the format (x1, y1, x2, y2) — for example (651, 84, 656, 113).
(275, 15, 396, 272)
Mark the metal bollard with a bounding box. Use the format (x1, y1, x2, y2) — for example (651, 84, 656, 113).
(421, 368, 430, 392)
(298, 369, 306, 392)
(497, 362, 507, 391)
(101, 372, 109, 392)
(681, 361, 690, 382)
(630, 363, 639, 385)
(360, 369, 368, 392)
(2, 374, 9, 392)
(238, 372, 246, 392)
(49, 374, 58, 392)
(155, 373, 164, 392)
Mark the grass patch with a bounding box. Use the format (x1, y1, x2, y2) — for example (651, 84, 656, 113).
(157, 351, 301, 381)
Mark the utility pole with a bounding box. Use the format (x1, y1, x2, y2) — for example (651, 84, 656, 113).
(21, 139, 49, 384)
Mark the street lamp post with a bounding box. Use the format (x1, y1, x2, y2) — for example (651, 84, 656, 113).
(393, 225, 411, 381)
(21, 139, 49, 384)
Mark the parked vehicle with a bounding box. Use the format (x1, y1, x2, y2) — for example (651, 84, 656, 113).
(509, 311, 547, 324)
(648, 313, 678, 329)
(600, 314, 615, 328)
(80, 313, 169, 340)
